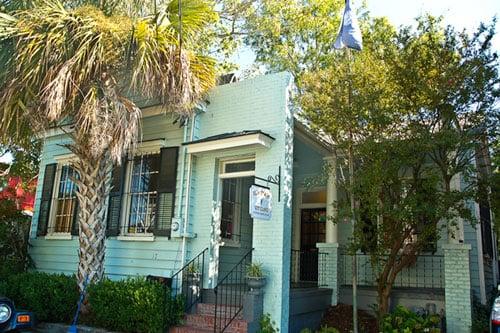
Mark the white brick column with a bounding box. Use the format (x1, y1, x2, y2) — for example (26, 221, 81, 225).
(323, 156, 338, 243)
(317, 242, 340, 305)
(443, 243, 472, 333)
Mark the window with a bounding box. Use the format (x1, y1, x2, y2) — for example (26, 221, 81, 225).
(38, 161, 79, 237)
(220, 159, 256, 178)
(126, 153, 160, 235)
(221, 178, 243, 240)
(53, 165, 78, 233)
(106, 146, 179, 238)
(219, 158, 255, 243)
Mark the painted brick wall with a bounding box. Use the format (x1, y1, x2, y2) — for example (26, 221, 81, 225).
(189, 72, 294, 331)
(443, 244, 472, 332)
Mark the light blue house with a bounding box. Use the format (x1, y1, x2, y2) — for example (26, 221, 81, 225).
(28, 72, 498, 333)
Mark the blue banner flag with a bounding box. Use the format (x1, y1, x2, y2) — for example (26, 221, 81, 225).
(334, 0, 363, 51)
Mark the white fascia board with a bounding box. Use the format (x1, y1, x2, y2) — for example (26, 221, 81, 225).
(135, 139, 167, 154)
(186, 133, 274, 154)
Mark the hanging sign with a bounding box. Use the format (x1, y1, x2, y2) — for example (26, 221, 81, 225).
(249, 184, 273, 220)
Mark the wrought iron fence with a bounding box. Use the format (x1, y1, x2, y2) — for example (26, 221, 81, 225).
(339, 252, 444, 289)
(170, 247, 208, 312)
(213, 248, 253, 332)
(290, 249, 329, 288)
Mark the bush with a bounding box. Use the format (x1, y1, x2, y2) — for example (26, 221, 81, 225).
(87, 277, 184, 333)
(258, 313, 279, 333)
(300, 327, 339, 333)
(1, 271, 79, 323)
(382, 305, 441, 333)
(0, 215, 32, 280)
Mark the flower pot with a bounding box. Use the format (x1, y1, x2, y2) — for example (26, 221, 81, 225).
(246, 276, 266, 290)
(187, 272, 201, 286)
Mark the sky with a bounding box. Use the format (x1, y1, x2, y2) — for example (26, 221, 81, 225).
(1, 0, 498, 165)
(234, 0, 500, 73)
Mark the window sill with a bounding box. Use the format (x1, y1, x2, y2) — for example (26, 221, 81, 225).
(45, 233, 73, 240)
(117, 235, 155, 242)
(221, 239, 241, 248)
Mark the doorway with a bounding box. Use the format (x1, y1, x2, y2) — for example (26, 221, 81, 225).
(217, 158, 255, 280)
(299, 207, 326, 282)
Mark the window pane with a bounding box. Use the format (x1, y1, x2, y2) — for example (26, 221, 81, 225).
(128, 154, 160, 234)
(224, 161, 255, 173)
(54, 165, 78, 233)
(221, 178, 241, 240)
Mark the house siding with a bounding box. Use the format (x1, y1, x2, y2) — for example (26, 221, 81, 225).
(29, 113, 189, 279)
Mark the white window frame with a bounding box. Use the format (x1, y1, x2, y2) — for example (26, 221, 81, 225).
(46, 154, 78, 240)
(219, 158, 256, 179)
(218, 157, 255, 247)
(117, 140, 165, 241)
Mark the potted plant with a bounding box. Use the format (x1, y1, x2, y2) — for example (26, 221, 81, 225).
(186, 263, 201, 285)
(246, 262, 266, 290)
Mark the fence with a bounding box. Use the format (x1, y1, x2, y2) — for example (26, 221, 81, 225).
(290, 249, 329, 288)
(339, 252, 444, 289)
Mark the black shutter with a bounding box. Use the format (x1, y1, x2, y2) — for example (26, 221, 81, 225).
(154, 147, 179, 237)
(106, 163, 126, 237)
(37, 163, 57, 236)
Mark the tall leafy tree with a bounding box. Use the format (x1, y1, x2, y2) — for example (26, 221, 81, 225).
(300, 16, 499, 316)
(0, 0, 217, 292)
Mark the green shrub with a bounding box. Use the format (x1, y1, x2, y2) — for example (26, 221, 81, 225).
(1, 271, 79, 323)
(382, 305, 441, 333)
(316, 326, 339, 333)
(87, 277, 184, 333)
(258, 313, 279, 333)
(299, 326, 339, 333)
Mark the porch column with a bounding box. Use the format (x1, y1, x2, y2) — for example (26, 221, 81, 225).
(323, 156, 338, 243)
(317, 243, 339, 305)
(443, 243, 472, 333)
(448, 173, 465, 243)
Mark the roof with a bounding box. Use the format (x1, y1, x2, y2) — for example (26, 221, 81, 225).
(183, 130, 275, 146)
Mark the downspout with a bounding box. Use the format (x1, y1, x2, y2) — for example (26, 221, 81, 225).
(180, 114, 196, 267)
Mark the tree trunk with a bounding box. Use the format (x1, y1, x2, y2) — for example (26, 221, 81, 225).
(73, 152, 113, 294)
(377, 283, 392, 316)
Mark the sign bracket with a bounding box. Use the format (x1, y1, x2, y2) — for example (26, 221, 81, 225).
(253, 165, 281, 202)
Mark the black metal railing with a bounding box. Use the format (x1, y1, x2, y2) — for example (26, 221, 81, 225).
(339, 252, 445, 289)
(290, 249, 329, 288)
(213, 248, 253, 333)
(171, 248, 208, 312)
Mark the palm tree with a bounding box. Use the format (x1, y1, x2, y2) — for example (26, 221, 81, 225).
(0, 0, 217, 293)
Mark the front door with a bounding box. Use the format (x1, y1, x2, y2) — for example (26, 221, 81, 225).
(218, 176, 254, 279)
(299, 208, 326, 281)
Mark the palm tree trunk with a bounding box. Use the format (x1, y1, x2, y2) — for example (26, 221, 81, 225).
(73, 152, 113, 293)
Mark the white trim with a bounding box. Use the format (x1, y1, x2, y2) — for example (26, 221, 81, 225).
(219, 158, 256, 179)
(54, 153, 77, 164)
(117, 234, 155, 242)
(186, 133, 274, 155)
(45, 233, 73, 240)
(135, 139, 166, 154)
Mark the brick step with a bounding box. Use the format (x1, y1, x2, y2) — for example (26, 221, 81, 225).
(196, 303, 243, 319)
(186, 314, 247, 330)
(170, 324, 247, 333)
(169, 326, 213, 333)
